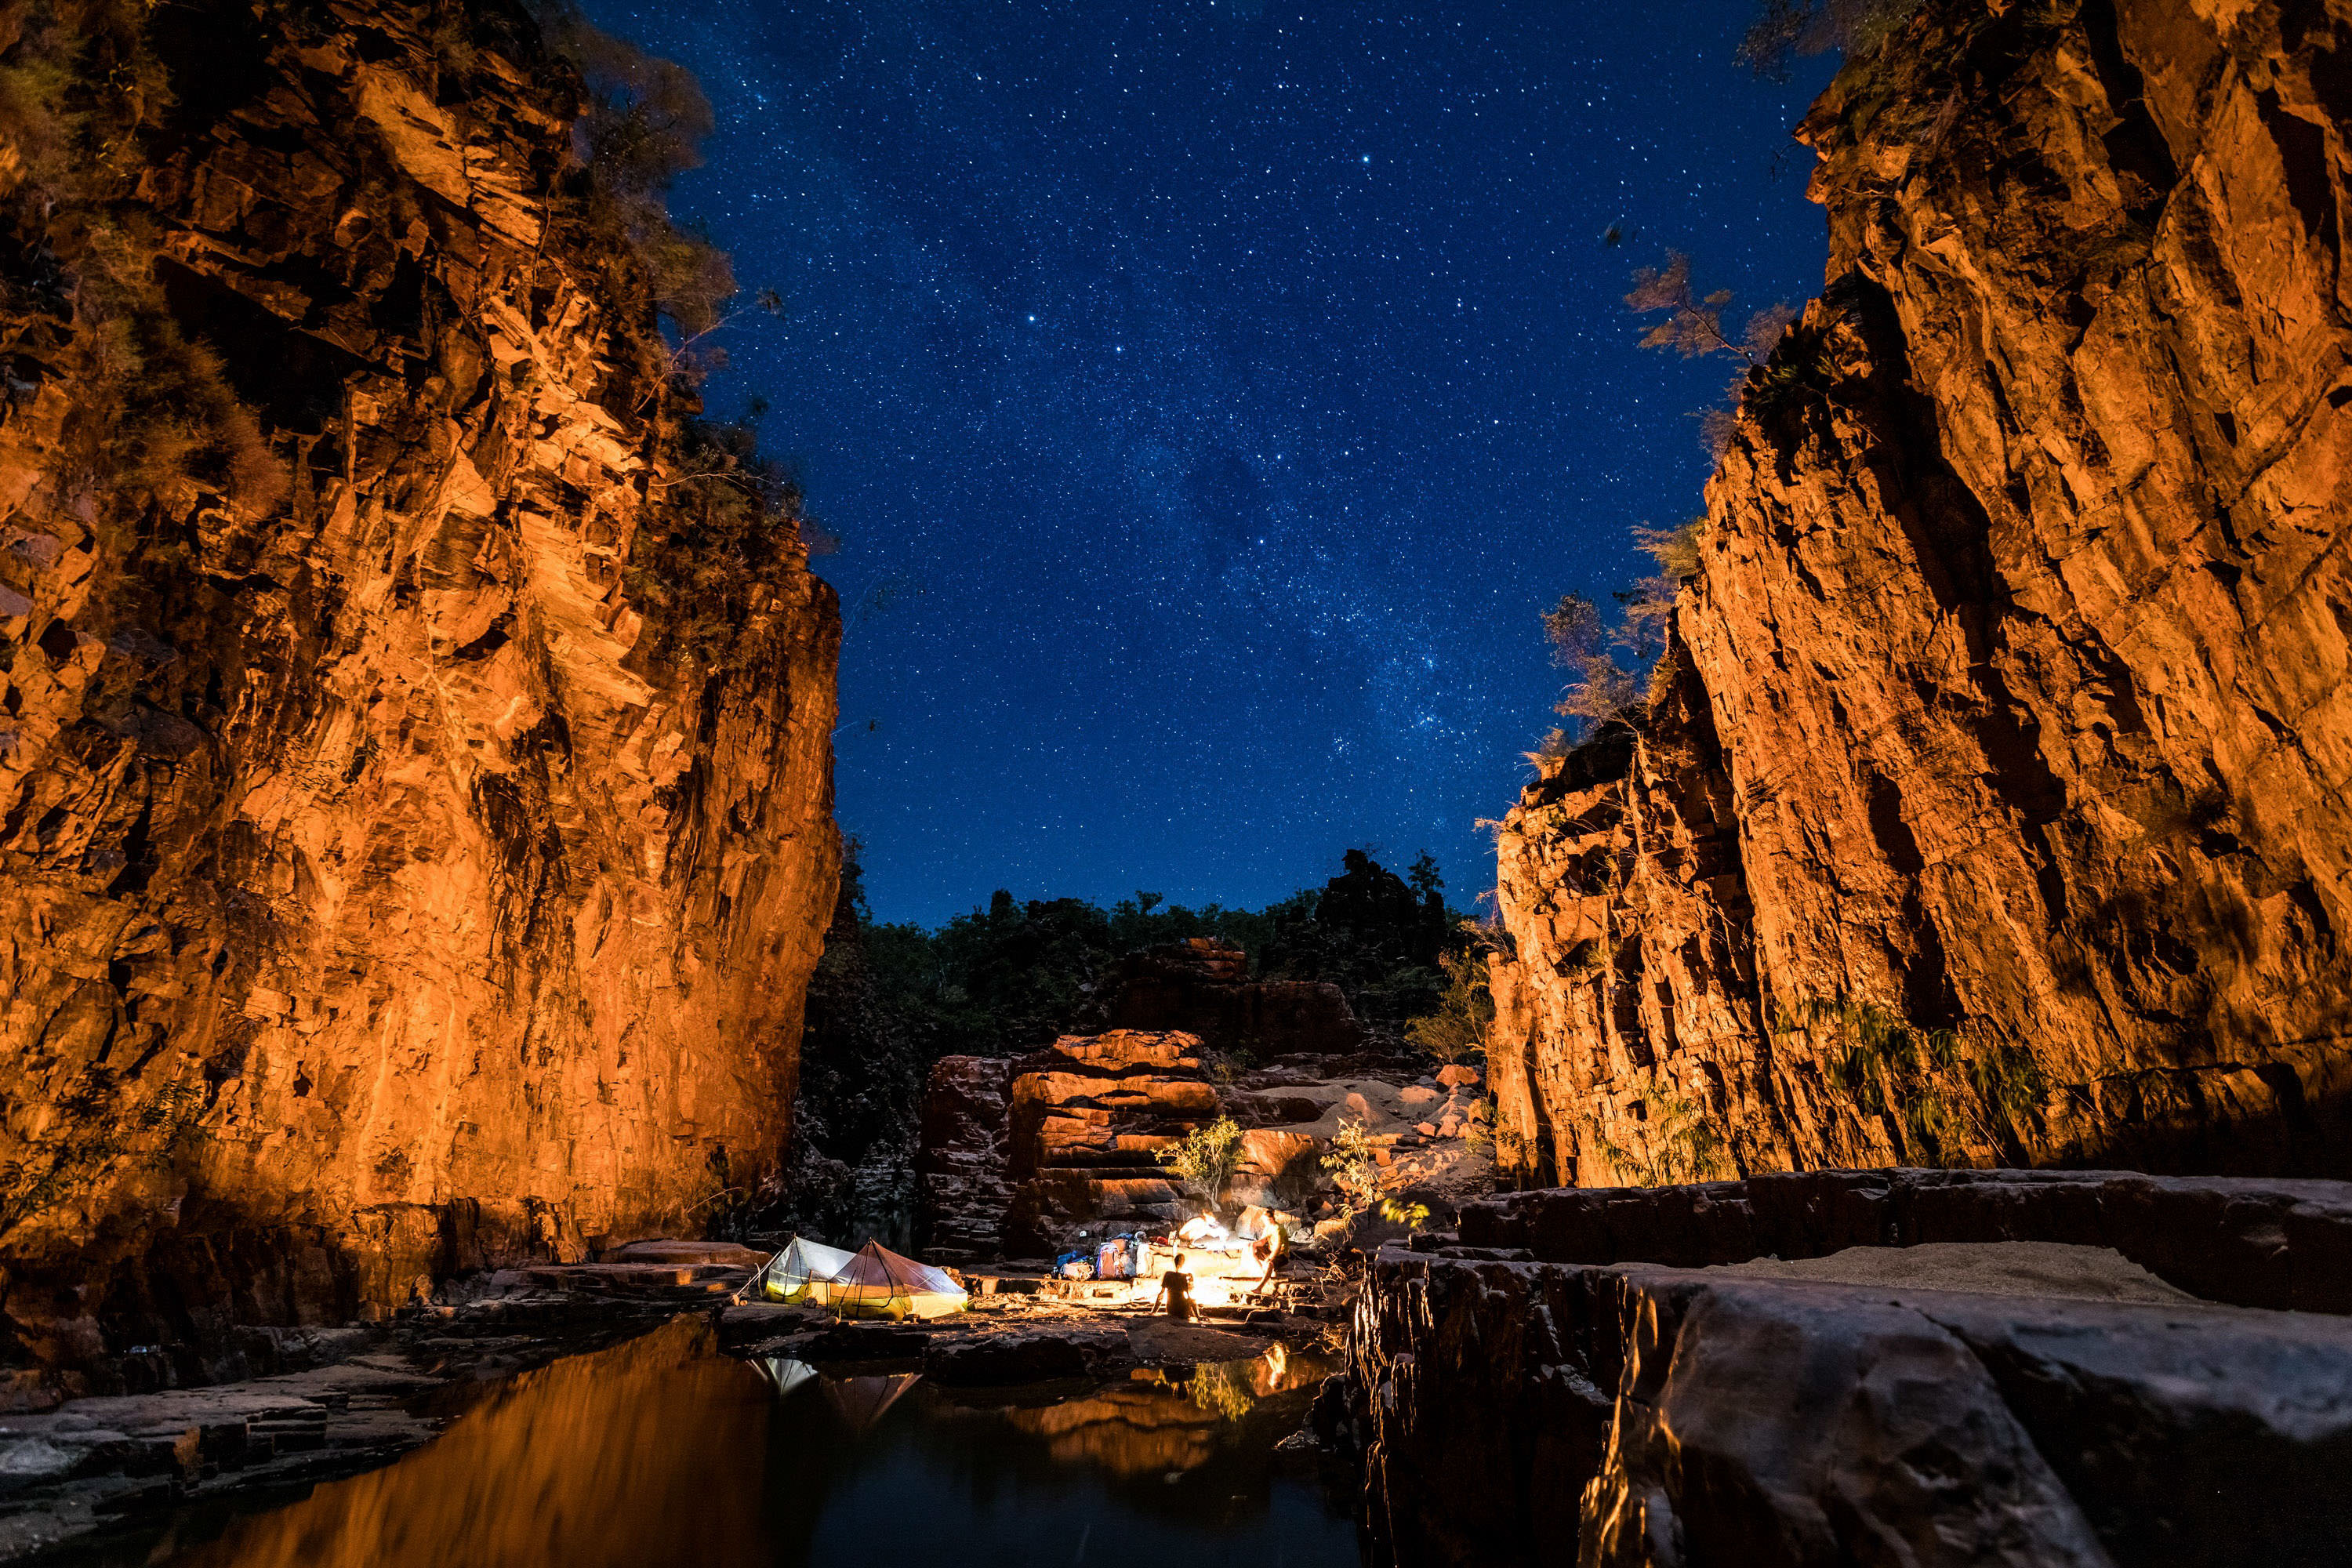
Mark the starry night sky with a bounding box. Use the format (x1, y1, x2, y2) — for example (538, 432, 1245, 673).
(580, 0, 1838, 926)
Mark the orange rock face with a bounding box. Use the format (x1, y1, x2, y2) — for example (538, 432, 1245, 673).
(1488, 0, 2352, 1187)
(1003, 1030, 1221, 1254)
(0, 0, 837, 1399)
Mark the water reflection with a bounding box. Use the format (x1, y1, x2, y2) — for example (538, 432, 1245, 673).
(108, 1326, 1352, 1568)
(156, 1318, 769, 1567)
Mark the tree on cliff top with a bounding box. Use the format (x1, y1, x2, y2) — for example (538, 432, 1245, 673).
(1626, 251, 1801, 456)
(1737, 0, 1925, 81)
(535, 2, 737, 342)
(1539, 516, 1708, 746)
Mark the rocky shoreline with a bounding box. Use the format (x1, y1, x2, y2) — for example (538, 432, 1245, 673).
(0, 1240, 1348, 1563)
(1331, 1168, 2352, 1567)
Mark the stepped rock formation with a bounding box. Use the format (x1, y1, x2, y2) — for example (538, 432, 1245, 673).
(1488, 0, 2352, 1188)
(1341, 1172, 2352, 1568)
(0, 0, 838, 1403)
(1001, 1030, 1218, 1255)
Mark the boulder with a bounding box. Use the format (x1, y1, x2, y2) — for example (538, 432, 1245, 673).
(1351, 1243, 2352, 1568)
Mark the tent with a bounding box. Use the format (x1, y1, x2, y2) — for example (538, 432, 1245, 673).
(757, 1357, 819, 1399)
(752, 1236, 857, 1305)
(828, 1240, 969, 1320)
(822, 1371, 922, 1434)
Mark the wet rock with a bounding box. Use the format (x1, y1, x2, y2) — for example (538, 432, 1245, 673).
(785, 1323, 934, 1363)
(1351, 1243, 2352, 1568)
(1457, 1167, 2352, 1314)
(717, 1303, 826, 1349)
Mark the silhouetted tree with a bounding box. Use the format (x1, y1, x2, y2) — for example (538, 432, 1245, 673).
(1738, 0, 1924, 82)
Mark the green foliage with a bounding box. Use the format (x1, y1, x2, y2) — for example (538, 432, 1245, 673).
(626, 419, 815, 667)
(1541, 515, 1712, 742)
(1404, 949, 1493, 1064)
(1626, 252, 1795, 368)
(1626, 250, 1802, 459)
(1320, 1116, 1381, 1221)
(780, 848, 1476, 1240)
(1738, 0, 1925, 82)
(0, 2, 291, 533)
(536, 3, 738, 340)
(0, 1069, 206, 1243)
(1633, 516, 1708, 582)
(1187, 1359, 1259, 1421)
(1376, 1196, 1432, 1232)
(1773, 996, 2049, 1163)
(1156, 1115, 1243, 1207)
(1542, 593, 1606, 666)
(1579, 1069, 1729, 1188)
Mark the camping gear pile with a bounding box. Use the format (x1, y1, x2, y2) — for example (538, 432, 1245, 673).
(1047, 1207, 1293, 1297)
(753, 1237, 970, 1319)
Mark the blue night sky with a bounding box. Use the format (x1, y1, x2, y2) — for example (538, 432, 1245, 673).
(582, 0, 1837, 927)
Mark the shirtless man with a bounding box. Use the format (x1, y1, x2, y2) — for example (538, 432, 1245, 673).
(1154, 1253, 1196, 1321)
(1249, 1225, 1282, 1298)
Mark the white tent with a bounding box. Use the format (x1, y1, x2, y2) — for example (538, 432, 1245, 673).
(752, 1236, 857, 1305)
(757, 1357, 819, 1399)
(829, 1240, 969, 1320)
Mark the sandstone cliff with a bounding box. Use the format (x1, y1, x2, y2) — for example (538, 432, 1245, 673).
(1489, 0, 2352, 1186)
(0, 0, 838, 1403)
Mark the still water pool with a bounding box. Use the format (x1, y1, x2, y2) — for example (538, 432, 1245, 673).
(82, 1319, 1356, 1568)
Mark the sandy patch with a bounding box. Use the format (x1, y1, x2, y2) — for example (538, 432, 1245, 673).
(1125, 1318, 1277, 1364)
(1708, 1240, 2205, 1305)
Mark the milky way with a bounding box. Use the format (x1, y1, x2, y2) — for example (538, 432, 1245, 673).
(580, 0, 1837, 924)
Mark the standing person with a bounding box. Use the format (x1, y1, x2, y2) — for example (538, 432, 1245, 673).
(1154, 1253, 1196, 1321)
(1249, 1225, 1282, 1299)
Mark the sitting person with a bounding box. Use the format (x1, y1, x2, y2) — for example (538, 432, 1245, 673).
(1154, 1254, 1196, 1321)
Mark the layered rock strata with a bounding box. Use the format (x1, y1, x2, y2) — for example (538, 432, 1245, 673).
(0, 0, 838, 1403)
(1341, 1170, 2352, 1568)
(1488, 0, 2352, 1184)
(1000, 1031, 1218, 1256)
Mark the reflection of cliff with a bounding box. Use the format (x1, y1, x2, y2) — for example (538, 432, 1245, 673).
(992, 1348, 1335, 1479)
(999, 1383, 1221, 1475)
(164, 1320, 769, 1568)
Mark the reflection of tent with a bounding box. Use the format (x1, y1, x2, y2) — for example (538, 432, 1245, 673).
(757, 1357, 818, 1399)
(829, 1240, 970, 1320)
(821, 1371, 921, 1434)
(753, 1236, 857, 1305)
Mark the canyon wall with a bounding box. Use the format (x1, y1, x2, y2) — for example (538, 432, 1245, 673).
(0, 0, 838, 1403)
(1488, 0, 2352, 1188)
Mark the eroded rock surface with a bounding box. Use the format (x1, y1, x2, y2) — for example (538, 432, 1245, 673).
(0, 0, 838, 1404)
(1487, 0, 2352, 1185)
(914, 1056, 1015, 1265)
(1346, 1225, 2352, 1566)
